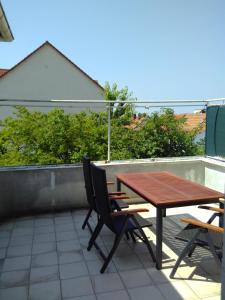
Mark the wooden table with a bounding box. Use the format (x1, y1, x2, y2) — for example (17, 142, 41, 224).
(116, 171, 224, 269)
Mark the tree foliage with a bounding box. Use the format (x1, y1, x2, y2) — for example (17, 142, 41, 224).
(104, 82, 135, 124)
(0, 105, 203, 166)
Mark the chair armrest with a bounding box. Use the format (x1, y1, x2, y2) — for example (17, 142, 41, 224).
(109, 196, 130, 200)
(198, 205, 224, 214)
(109, 192, 126, 196)
(180, 218, 224, 234)
(111, 208, 149, 217)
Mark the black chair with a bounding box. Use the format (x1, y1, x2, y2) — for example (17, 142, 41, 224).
(170, 205, 224, 278)
(82, 156, 129, 231)
(87, 163, 155, 273)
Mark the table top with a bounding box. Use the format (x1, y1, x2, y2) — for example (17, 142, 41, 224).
(116, 171, 224, 208)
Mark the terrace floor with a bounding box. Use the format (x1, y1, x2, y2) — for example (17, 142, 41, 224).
(0, 204, 221, 300)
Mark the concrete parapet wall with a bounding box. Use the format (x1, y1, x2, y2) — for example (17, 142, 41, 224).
(0, 164, 85, 218)
(0, 157, 207, 218)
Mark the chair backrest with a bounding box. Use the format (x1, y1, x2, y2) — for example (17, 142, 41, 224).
(91, 164, 113, 227)
(82, 156, 96, 211)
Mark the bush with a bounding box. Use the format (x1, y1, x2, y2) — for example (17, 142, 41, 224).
(0, 106, 202, 166)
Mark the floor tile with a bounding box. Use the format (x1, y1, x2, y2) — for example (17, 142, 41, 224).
(112, 254, 143, 271)
(12, 227, 33, 236)
(0, 231, 11, 240)
(86, 259, 116, 275)
(82, 249, 103, 262)
(78, 228, 92, 238)
(10, 235, 33, 246)
(91, 273, 124, 293)
(96, 289, 130, 300)
(59, 261, 88, 279)
(54, 217, 73, 225)
(61, 276, 93, 298)
(34, 233, 56, 243)
(35, 225, 55, 234)
(79, 237, 92, 248)
(0, 208, 222, 300)
(147, 267, 180, 285)
(0, 237, 10, 248)
(15, 219, 34, 228)
(63, 296, 96, 300)
(105, 243, 133, 257)
(158, 281, 199, 300)
(0, 258, 4, 272)
(3, 255, 31, 272)
(31, 252, 58, 267)
(185, 279, 221, 298)
(55, 223, 74, 232)
(58, 250, 84, 265)
(0, 247, 6, 259)
(32, 242, 56, 255)
(0, 270, 29, 287)
(202, 296, 221, 300)
(56, 230, 77, 241)
(119, 268, 153, 288)
(7, 244, 32, 257)
(0, 286, 28, 300)
(29, 280, 61, 300)
(30, 265, 59, 283)
(35, 218, 54, 227)
(57, 240, 81, 252)
(128, 285, 165, 300)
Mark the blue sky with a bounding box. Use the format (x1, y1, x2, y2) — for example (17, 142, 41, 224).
(1, 0, 225, 103)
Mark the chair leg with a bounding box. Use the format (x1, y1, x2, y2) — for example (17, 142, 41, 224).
(187, 244, 196, 257)
(100, 218, 129, 273)
(131, 216, 155, 262)
(87, 219, 104, 251)
(205, 231, 221, 267)
(100, 233, 124, 273)
(170, 230, 201, 278)
(125, 232, 130, 240)
(130, 231, 137, 243)
(188, 213, 219, 257)
(82, 208, 92, 230)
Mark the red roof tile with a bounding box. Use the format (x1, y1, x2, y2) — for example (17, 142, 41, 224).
(0, 68, 9, 76)
(176, 113, 206, 132)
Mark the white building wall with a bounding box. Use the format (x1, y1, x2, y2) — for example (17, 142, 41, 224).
(204, 158, 225, 193)
(0, 44, 105, 118)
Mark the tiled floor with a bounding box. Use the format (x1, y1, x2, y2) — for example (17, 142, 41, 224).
(0, 204, 222, 300)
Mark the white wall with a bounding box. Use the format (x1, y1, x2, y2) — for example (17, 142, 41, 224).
(0, 44, 105, 118)
(204, 158, 225, 193)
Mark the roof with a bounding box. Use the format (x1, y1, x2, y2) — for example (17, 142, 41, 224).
(176, 112, 206, 132)
(0, 41, 104, 91)
(0, 68, 8, 76)
(0, 2, 14, 41)
(125, 112, 206, 132)
(125, 116, 146, 129)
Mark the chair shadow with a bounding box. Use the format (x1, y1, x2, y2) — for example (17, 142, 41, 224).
(142, 213, 222, 282)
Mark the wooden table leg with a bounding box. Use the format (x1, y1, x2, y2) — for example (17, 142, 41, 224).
(156, 207, 163, 269)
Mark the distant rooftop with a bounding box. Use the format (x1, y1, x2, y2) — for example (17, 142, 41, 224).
(176, 112, 206, 132)
(0, 68, 8, 77)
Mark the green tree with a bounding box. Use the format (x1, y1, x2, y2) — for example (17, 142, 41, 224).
(131, 108, 201, 158)
(104, 82, 135, 124)
(0, 106, 203, 166)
